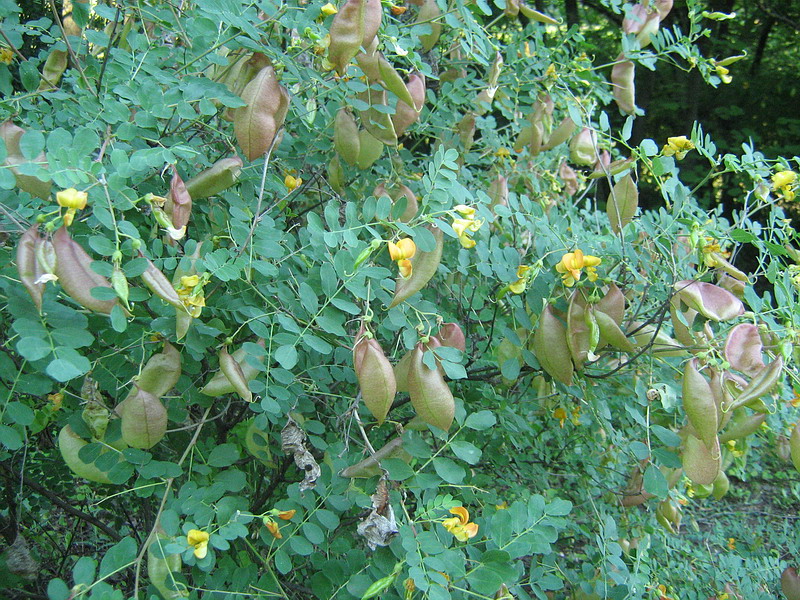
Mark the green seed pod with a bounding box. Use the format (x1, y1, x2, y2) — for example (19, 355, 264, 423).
(533, 304, 574, 385)
(328, 0, 383, 74)
(334, 108, 361, 166)
(58, 425, 115, 485)
(457, 112, 477, 151)
(711, 470, 730, 500)
(569, 127, 597, 166)
(38, 49, 68, 90)
(147, 535, 187, 599)
(111, 264, 129, 306)
(184, 156, 243, 199)
(518, 3, 560, 23)
(219, 346, 253, 403)
(201, 339, 266, 397)
(542, 117, 576, 151)
(81, 375, 110, 440)
(407, 343, 454, 431)
(233, 66, 290, 161)
(328, 154, 345, 193)
(607, 173, 638, 234)
(355, 37, 381, 80)
(596, 283, 625, 324)
(594, 308, 635, 352)
(718, 409, 766, 443)
(790, 421, 800, 475)
(373, 182, 418, 222)
(488, 175, 508, 211)
(682, 359, 719, 449)
(392, 72, 426, 137)
(131, 342, 182, 399)
(782, 567, 800, 600)
(141, 257, 184, 310)
(682, 433, 720, 486)
(566, 291, 590, 370)
(377, 55, 415, 107)
(355, 129, 384, 170)
(359, 87, 397, 146)
(415, 0, 442, 52)
(52, 226, 118, 314)
(354, 329, 397, 424)
(16, 226, 44, 311)
(389, 226, 443, 307)
(726, 356, 784, 411)
(118, 386, 167, 449)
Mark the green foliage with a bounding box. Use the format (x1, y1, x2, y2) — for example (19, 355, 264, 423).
(1, 1, 799, 600)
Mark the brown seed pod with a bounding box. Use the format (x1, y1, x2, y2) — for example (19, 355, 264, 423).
(391, 72, 426, 137)
(52, 226, 118, 314)
(58, 425, 116, 484)
(219, 346, 253, 403)
(415, 0, 442, 52)
(437, 323, 466, 353)
(373, 182, 418, 222)
(353, 330, 396, 424)
(682, 433, 720, 485)
(328, 0, 383, 74)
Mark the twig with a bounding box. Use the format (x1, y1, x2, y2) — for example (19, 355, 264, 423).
(47, 0, 97, 96)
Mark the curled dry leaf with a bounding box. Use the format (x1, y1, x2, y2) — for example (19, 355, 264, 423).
(356, 477, 398, 550)
(281, 416, 321, 491)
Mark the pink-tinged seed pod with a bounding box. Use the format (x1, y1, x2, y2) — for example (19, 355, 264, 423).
(1, 120, 53, 199)
(233, 66, 290, 161)
(727, 356, 784, 411)
(437, 323, 466, 352)
(220, 346, 254, 403)
(566, 291, 590, 370)
(569, 127, 597, 166)
(724, 323, 765, 377)
(373, 182, 418, 222)
(559, 161, 579, 196)
(682, 359, 719, 449)
(622, 3, 649, 34)
(612, 59, 636, 115)
(674, 280, 745, 322)
(394, 337, 441, 393)
(17, 226, 45, 311)
(488, 175, 508, 210)
(392, 72, 426, 137)
(457, 112, 476, 151)
(607, 173, 639, 234)
(52, 226, 118, 314)
(542, 117, 576, 151)
(654, 0, 673, 20)
(377, 55, 416, 107)
(415, 0, 442, 52)
(328, 0, 383, 74)
(533, 304, 574, 385)
(596, 283, 625, 324)
(682, 433, 720, 485)
(782, 566, 800, 600)
(168, 168, 192, 231)
(353, 330, 396, 424)
(201, 340, 266, 396)
(355, 37, 381, 81)
(407, 343, 454, 431)
(594, 308, 635, 352)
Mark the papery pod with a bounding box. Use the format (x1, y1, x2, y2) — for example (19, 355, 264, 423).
(52, 226, 118, 314)
(167, 168, 192, 231)
(607, 174, 638, 233)
(518, 3, 560, 24)
(674, 280, 744, 322)
(233, 66, 290, 161)
(708, 368, 732, 431)
(353, 332, 396, 424)
(711, 470, 730, 500)
(328, 0, 382, 74)
(389, 226, 443, 307)
(415, 0, 442, 52)
(569, 127, 597, 166)
(630, 321, 686, 356)
(682, 359, 718, 448)
(594, 308, 635, 352)
(373, 182, 418, 222)
(220, 346, 253, 403)
(356, 129, 384, 169)
(132, 342, 182, 399)
(185, 156, 243, 199)
(82, 376, 110, 440)
(596, 283, 625, 324)
(329, 155, 345, 193)
(355, 38, 381, 80)
(589, 155, 636, 179)
(789, 421, 800, 474)
(359, 87, 398, 146)
(504, 0, 520, 17)
(245, 418, 275, 466)
(1, 121, 53, 199)
(724, 323, 764, 376)
(782, 567, 800, 600)
(634, 11, 661, 47)
(437, 323, 466, 353)
(654, 0, 673, 20)
(718, 409, 766, 443)
(655, 499, 681, 534)
(58, 425, 116, 484)
(407, 343, 454, 431)
(725, 355, 784, 411)
(341, 437, 411, 477)
(622, 4, 650, 34)
(514, 125, 533, 153)
(392, 72, 426, 136)
(201, 339, 266, 396)
(377, 56, 415, 107)
(716, 272, 746, 299)
(141, 256, 184, 310)
(118, 386, 167, 449)
(17, 226, 45, 311)
(488, 175, 508, 210)
(542, 117, 576, 151)
(669, 302, 710, 348)
(147, 534, 187, 599)
(396, 337, 441, 393)
(334, 108, 361, 166)
(682, 433, 720, 485)
(566, 291, 590, 370)
(457, 112, 477, 151)
(220, 52, 271, 121)
(38, 49, 68, 90)
(620, 462, 652, 507)
(533, 304, 574, 385)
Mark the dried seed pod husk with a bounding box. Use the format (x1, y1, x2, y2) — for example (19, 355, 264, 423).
(334, 108, 361, 166)
(682, 359, 719, 449)
(185, 156, 243, 199)
(219, 346, 253, 403)
(52, 226, 118, 314)
(354, 332, 396, 424)
(682, 433, 720, 485)
(457, 112, 477, 151)
(328, 0, 383, 74)
(340, 437, 410, 477)
(407, 343, 454, 431)
(201, 340, 266, 396)
(389, 226, 443, 307)
(356, 129, 384, 170)
(17, 226, 44, 311)
(533, 304, 573, 385)
(233, 66, 290, 161)
(147, 534, 187, 599)
(118, 386, 167, 449)
(415, 0, 442, 52)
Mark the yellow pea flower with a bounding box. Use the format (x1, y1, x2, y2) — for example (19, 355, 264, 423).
(555, 249, 601, 287)
(494, 147, 511, 159)
(320, 2, 338, 15)
(715, 64, 732, 84)
(388, 238, 416, 262)
(176, 274, 206, 318)
(662, 136, 695, 160)
(57, 188, 88, 226)
(441, 506, 479, 542)
(278, 509, 296, 520)
(452, 217, 482, 249)
(508, 265, 531, 295)
(263, 517, 282, 539)
(772, 170, 797, 190)
(187, 529, 209, 559)
(553, 407, 568, 428)
(453, 205, 476, 219)
(0, 47, 14, 65)
(285, 174, 303, 191)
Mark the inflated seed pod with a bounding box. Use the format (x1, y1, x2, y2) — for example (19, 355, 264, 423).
(682, 432, 720, 485)
(328, 155, 345, 193)
(353, 329, 396, 424)
(718, 409, 766, 443)
(377, 56, 415, 107)
(437, 323, 466, 353)
(682, 359, 719, 449)
(373, 182, 418, 222)
(630, 321, 685, 356)
(118, 386, 167, 449)
(673, 280, 744, 322)
(184, 156, 243, 199)
(355, 37, 381, 80)
(782, 567, 800, 600)
(395, 337, 441, 392)
(542, 117, 576, 151)
(566, 291, 590, 370)
(201, 339, 266, 396)
(389, 226, 443, 307)
(518, 3, 560, 23)
(596, 283, 625, 324)
(0, 121, 52, 200)
(38, 49, 68, 90)
(727, 356, 784, 411)
(355, 129, 384, 170)
(569, 127, 597, 166)
(392, 72, 426, 136)
(17, 226, 45, 311)
(594, 308, 635, 352)
(359, 87, 397, 146)
(724, 323, 764, 377)
(790, 421, 800, 474)
(132, 342, 182, 399)
(147, 535, 187, 599)
(407, 343, 454, 431)
(611, 58, 636, 115)
(167, 169, 192, 232)
(415, 0, 442, 52)
(233, 66, 290, 161)
(328, 0, 383, 74)
(711, 470, 730, 500)
(532, 304, 573, 385)
(58, 425, 115, 484)
(340, 437, 410, 477)
(219, 346, 253, 403)
(52, 226, 118, 314)
(140, 256, 184, 309)
(334, 108, 361, 166)
(488, 175, 508, 211)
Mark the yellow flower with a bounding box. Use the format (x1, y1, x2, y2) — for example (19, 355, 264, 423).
(553, 407, 568, 428)
(180, 275, 200, 288)
(264, 517, 282, 539)
(388, 238, 416, 262)
(0, 47, 14, 65)
(508, 265, 531, 295)
(48, 392, 63, 410)
(390, 4, 407, 14)
(772, 170, 797, 190)
(187, 529, 209, 559)
(727, 537, 736, 550)
(176, 275, 205, 318)
(494, 147, 511, 159)
(662, 136, 695, 160)
(555, 249, 601, 287)
(453, 204, 476, 218)
(285, 174, 303, 191)
(277, 509, 296, 520)
(495, 501, 508, 510)
(320, 2, 338, 15)
(452, 217, 482, 249)
(57, 188, 89, 226)
(441, 507, 479, 542)
(715, 64, 732, 84)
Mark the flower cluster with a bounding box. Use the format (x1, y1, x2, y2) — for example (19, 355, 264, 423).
(263, 509, 296, 539)
(0, 47, 13, 65)
(772, 170, 797, 202)
(555, 249, 601, 287)
(662, 136, 695, 160)
(388, 238, 416, 278)
(175, 274, 206, 318)
(56, 188, 88, 226)
(508, 265, 531, 295)
(187, 529, 209, 559)
(451, 205, 482, 249)
(441, 506, 478, 542)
